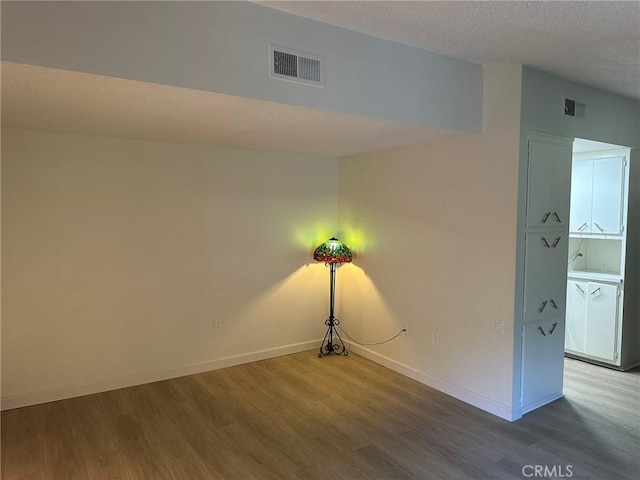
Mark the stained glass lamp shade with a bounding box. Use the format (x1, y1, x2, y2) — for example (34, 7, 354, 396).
(313, 237, 353, 265)
(313, 238, 352, 357)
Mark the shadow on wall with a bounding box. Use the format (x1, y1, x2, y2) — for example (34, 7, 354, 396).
(211, 262, 332, 357)
(336, 263, 404, 347)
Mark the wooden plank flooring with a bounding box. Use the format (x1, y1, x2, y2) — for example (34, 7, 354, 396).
(1, 353, 638, 479)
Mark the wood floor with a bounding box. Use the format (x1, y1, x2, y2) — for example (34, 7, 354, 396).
(2, 352, 638, 480)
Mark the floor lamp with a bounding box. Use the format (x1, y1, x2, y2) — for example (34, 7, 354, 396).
(313, 237, 352, 357)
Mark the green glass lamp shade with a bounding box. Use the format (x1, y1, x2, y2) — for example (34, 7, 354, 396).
(313, 237, 353, 264)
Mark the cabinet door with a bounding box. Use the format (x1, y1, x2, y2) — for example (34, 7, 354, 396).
(585, 283, 619, 362)
(569, 159, 593, 233)
(591, 156, 624, 235)
(526, 137, 573, 229)
(522, 317, 565, 411)
(565, 280, 587, 353)
(524, 233, 568, 320)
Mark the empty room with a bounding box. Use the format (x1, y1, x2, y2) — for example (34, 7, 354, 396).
(1, 1, 639, 479)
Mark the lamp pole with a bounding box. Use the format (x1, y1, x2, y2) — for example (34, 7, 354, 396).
(319, 262, 348, 357)
(329, 262, 336, 319)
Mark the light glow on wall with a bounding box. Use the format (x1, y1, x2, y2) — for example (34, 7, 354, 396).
(338, 224, 373, 257)
(293, 223, 336, 252)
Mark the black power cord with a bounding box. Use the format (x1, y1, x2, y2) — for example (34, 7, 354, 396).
(337, 325, 406, 346)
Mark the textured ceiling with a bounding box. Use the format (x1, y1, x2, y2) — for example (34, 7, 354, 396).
(1, 62, 454, 157)
(259, 0, 640, 100)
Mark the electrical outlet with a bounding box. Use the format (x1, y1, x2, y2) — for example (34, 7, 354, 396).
(403, 324, 409, 335)
(431, 332, 439, 345)
(214, 318, 224, 330)
(495, 320, 504, 335)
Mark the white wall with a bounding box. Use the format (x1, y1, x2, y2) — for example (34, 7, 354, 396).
(1, 128, 339, 408)
(520, 67, 640, 148)
(337, 65, 522, 420)
(1, 1, 482, 132)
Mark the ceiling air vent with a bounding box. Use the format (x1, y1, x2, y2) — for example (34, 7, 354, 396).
(564, 98, 586, 118)
(270, 45, 324, 87)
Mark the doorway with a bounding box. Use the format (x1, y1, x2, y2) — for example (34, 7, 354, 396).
(565, 138, 633, 370)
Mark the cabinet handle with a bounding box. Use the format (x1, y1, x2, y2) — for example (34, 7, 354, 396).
(576, 284, 585, 295)
(594, 222, 604, 232)
(548, 322, 558, 335)
(550, 299, 558, 310)
(578, 222, 588, 232)
(538, 300, 548, 313)
(537, 326, 547, 336)
(541, 237, 550, 248)
(553, 212, 561, 223)
(590, 287, 601, 296)
(551, 237, 561, 248)
(541, 212, 551, 223)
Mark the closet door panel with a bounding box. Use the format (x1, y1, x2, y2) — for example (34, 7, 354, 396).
(523, 233, 568, 321)
(526, 138, 572, 229)
(522, 317, 565, 411)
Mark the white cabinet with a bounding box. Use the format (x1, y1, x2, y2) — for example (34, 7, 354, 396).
(565, 280, 587, 352)
(569, 160, 592, 234)
(569, 155, 625, 235)
(526, 137, 573, 229)
(585, 283, 620, 362)
(524, 233, 568, 320)
(522, 317, 565, 413)
(564, 279, 621, 364)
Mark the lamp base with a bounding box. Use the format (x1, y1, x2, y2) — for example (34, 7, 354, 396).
(318, 316, 348, 357)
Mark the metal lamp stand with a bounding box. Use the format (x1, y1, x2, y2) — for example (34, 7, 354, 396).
(318, 262, 348, 357)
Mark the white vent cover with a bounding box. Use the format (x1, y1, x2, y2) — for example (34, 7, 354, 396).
(269, 45, 324, 87)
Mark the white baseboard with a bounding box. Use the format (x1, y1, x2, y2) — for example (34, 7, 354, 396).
(3, 340, 523, 421)
(520, 392, 564, 416)
(349, 344, 521, 422)
(1, 340, 319, 411)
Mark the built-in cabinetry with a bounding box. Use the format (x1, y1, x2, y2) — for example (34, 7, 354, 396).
(565, 277, 622, 364)
(521, 317, 565, 409)
(524, 232, 567, 321)
(520, 133, 572, 413)
(565, 148, 630, 368)
(569, 155, 626, 235)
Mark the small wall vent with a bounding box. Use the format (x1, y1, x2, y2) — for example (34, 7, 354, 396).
(564, 98, 586, 118)
(270, 45, 324, 87)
